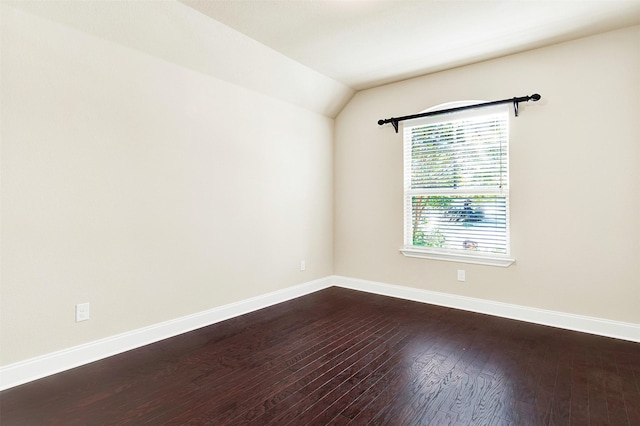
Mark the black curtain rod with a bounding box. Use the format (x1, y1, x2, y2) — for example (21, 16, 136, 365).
(377, 93, 541, 133)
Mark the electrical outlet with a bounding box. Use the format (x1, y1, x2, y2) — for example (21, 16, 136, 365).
(76, 302, 90, 322)
(300, 260, 306, 271)
(457, 270, 466, 282)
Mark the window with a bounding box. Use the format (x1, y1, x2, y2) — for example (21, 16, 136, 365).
(400, 103, 514, 266)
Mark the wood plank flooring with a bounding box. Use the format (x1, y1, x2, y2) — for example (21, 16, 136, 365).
(1, 287, 639, 425)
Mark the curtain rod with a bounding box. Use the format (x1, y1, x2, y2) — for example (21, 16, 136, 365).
(377, 93, 541, 133)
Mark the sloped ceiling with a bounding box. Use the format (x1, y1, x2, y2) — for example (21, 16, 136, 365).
(181, 0, 640, 91)
(4, 1, 354, 117)
(7, 1, 639, 116)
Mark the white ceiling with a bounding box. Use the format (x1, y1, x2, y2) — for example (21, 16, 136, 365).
(181, 0, 640, 91)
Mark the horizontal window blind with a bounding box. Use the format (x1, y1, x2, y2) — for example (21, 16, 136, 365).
(403, 104, 510, 257)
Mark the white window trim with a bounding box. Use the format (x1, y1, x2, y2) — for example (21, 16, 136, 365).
(401, 102, 515, 267)
(400, 246, 515, 267)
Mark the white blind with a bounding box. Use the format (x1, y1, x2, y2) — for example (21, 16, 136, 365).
(403, 104, 510, 257)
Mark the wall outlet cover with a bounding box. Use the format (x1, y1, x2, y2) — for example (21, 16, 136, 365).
(76, 303, 90, 322)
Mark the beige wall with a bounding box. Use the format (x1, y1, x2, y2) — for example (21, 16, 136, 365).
(335, 26, 640, 324)
(2, 2, 638, 369)
(1, 5, 335, 365)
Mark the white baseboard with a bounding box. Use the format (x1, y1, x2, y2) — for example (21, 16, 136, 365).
(329, 275, 640, 344)
(0, 277, 333, 391)
(3, 275, 637, 391)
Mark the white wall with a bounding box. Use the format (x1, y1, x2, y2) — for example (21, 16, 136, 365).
(334, 26, 640, 325)
(1, 4, 335, 365)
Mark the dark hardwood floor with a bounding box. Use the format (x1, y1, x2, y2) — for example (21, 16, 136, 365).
(1, 287, 639, 425)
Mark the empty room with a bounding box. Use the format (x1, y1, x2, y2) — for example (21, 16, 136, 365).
(1, 1, 639, 424)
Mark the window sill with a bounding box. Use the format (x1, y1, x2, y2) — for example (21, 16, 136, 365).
(400, 247, 515, 267)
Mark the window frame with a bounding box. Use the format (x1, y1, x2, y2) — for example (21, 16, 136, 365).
(399, 102, 515, 267)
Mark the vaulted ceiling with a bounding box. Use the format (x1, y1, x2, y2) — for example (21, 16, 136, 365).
(7, 1, 639, 117)
(181, 0, 640, 90)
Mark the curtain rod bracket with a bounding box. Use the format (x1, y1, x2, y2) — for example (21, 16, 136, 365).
(378, 93, 541, 133)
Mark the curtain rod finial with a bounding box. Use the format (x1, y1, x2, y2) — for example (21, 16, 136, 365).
(531, 93, 541, 101)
